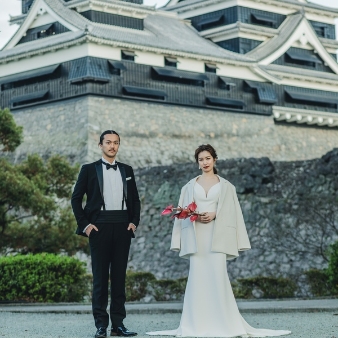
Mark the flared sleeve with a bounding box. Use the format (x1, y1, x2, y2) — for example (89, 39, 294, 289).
(170, 185, 187, 252)
(233, 187, 251, 252)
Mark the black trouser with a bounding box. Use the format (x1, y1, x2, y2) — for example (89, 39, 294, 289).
(89, 210, 132, 329)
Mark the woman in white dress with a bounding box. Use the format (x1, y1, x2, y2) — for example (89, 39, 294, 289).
(147, 145, 291, 338)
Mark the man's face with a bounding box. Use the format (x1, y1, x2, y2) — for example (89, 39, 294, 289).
(100, 134, 120, 160)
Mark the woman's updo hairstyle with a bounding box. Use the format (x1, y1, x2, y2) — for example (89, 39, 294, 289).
(194, 144, 218, 174)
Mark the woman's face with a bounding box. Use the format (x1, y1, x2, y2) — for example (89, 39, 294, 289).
(198, 151, 216, 173)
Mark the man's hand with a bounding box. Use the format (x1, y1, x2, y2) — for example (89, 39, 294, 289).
(85, 224, 98, 237)
(198, 212, 216, 223)
(127, 223, 136, 233)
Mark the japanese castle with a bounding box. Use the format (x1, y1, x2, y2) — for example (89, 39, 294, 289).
(1, 0, 338, 129)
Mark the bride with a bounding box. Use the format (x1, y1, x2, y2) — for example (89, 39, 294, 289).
(147, 144, 291, 338)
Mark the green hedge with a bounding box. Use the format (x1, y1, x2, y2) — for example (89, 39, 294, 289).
(153, 277, 187, 301)
(304, 269, 332, 297)
(304, 241, 338, 297)
(125, 271, 155, 301)
(125, 273, 297, 301)
(235, 276, 297, 299)
(4, 250, 337, 303)
(0, 254, 89, 302)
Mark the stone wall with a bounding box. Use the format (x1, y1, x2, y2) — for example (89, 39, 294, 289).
(9, 95, 338, 167)
(129, 149, 338, 295)
(9, 97, 89, 163)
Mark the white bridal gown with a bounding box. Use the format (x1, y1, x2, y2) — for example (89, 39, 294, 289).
(147, 182, 291, 338)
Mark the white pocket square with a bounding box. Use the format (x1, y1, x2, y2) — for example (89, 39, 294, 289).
(126, 177, 132, 181)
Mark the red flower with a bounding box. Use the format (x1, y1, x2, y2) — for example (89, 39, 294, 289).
(177, 209, 189, 219)
(188, 201, 197, 212)
(163, 202, 200, 223)
(190, 214, 198, 222)
(161, 205, 174, 216)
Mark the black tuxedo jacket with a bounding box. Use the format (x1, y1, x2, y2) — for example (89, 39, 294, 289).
(71, 160, 140, 237)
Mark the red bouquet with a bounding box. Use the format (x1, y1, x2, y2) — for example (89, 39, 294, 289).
(161, 202, 200, 222)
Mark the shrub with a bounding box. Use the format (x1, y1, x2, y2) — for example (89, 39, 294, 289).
(125, 271, 156, 301)
(236, 276, 297, 299)
(327, 241, 338, 295)
(0, 254, 89, 302)
(153, 277, 187, 301)
(231, 281, 251, 299)
(304, 269, 331, 297)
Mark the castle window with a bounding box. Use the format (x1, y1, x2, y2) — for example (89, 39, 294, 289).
(196, 14, 225, 31)
(122, 51, 135, 61)
(310, 21, 336, 39)
(218, 77, 236, 90)
(244, 81, 277, 104)
(18, 23, 70, 44)
(205, 64, 217, 73)
(118, 0, 143, 4)
(251, 13, 277, 28)
(11, 90, 49, 108)
(108, 60, 127, 76)
(1, 64, 61, 91)
(285, 89, 338, 110)
(217, 38, 261, 54)
(151, 67, 208, 87)
(79, 10, 144, 30)
(165, 57, 178, 68)
(122, 86, 166, 100)
(206, 96, 245, 110)
(68, 57, 110, 84)
(36, 24, 54, 38)
(285, 50, 322, 68)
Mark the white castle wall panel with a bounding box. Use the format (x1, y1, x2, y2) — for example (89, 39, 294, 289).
(135, 52, 164, 67)
(177, 58, 205, 73)
(217, 64, 265, 82)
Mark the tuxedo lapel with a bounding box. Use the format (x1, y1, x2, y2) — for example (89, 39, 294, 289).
(118, 163, 128, 201)
(95, 161, 104, 202)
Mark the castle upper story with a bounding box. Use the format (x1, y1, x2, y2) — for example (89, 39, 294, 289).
(1, 0, 338, 128)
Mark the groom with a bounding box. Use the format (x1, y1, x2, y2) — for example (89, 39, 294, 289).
(71, 130, 140, 338)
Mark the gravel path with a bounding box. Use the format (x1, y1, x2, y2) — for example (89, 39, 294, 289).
(0, 312, 337, 338)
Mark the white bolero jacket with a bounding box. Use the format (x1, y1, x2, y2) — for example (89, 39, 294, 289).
(170, 176, 251, 260)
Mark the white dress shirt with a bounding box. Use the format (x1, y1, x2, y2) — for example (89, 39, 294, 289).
(101, 158, 127, 211)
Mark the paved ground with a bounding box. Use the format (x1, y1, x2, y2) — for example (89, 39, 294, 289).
(1, 299, 338, 314)
(0, 312, 337, 338)
(0, 300, 337, 338)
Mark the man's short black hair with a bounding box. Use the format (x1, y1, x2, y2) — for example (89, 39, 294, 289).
(99, 130, 120, 144)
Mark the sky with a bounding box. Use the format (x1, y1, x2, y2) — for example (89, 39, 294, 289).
(0, 0, 338, 49)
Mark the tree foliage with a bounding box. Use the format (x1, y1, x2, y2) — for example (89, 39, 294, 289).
(327, 241, 338, 294)
(0, 108, 87, 254)
(0, 108, 23, 152)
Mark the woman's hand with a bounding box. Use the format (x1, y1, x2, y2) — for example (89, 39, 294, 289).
(198, 212, 216, 223)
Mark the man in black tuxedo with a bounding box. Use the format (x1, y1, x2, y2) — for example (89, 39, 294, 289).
(71, 130, 140, 338)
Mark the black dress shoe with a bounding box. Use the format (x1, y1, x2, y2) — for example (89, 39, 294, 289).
(95, 327, 107, 338)
(111, 326, 137, 337)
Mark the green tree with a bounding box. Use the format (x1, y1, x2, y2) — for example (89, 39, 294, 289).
(327, 241, 338, 294)
(0, 108, 87, 254)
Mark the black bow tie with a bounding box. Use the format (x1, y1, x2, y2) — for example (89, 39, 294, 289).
(102, 160, 117, 171)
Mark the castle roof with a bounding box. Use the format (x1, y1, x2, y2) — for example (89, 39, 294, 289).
(165, 0, 338, 16)
(1, 0, 338, 129)
(2, 0, 253, 63)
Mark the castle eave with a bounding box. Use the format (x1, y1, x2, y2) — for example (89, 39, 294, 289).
(165, 0, 338, 18)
